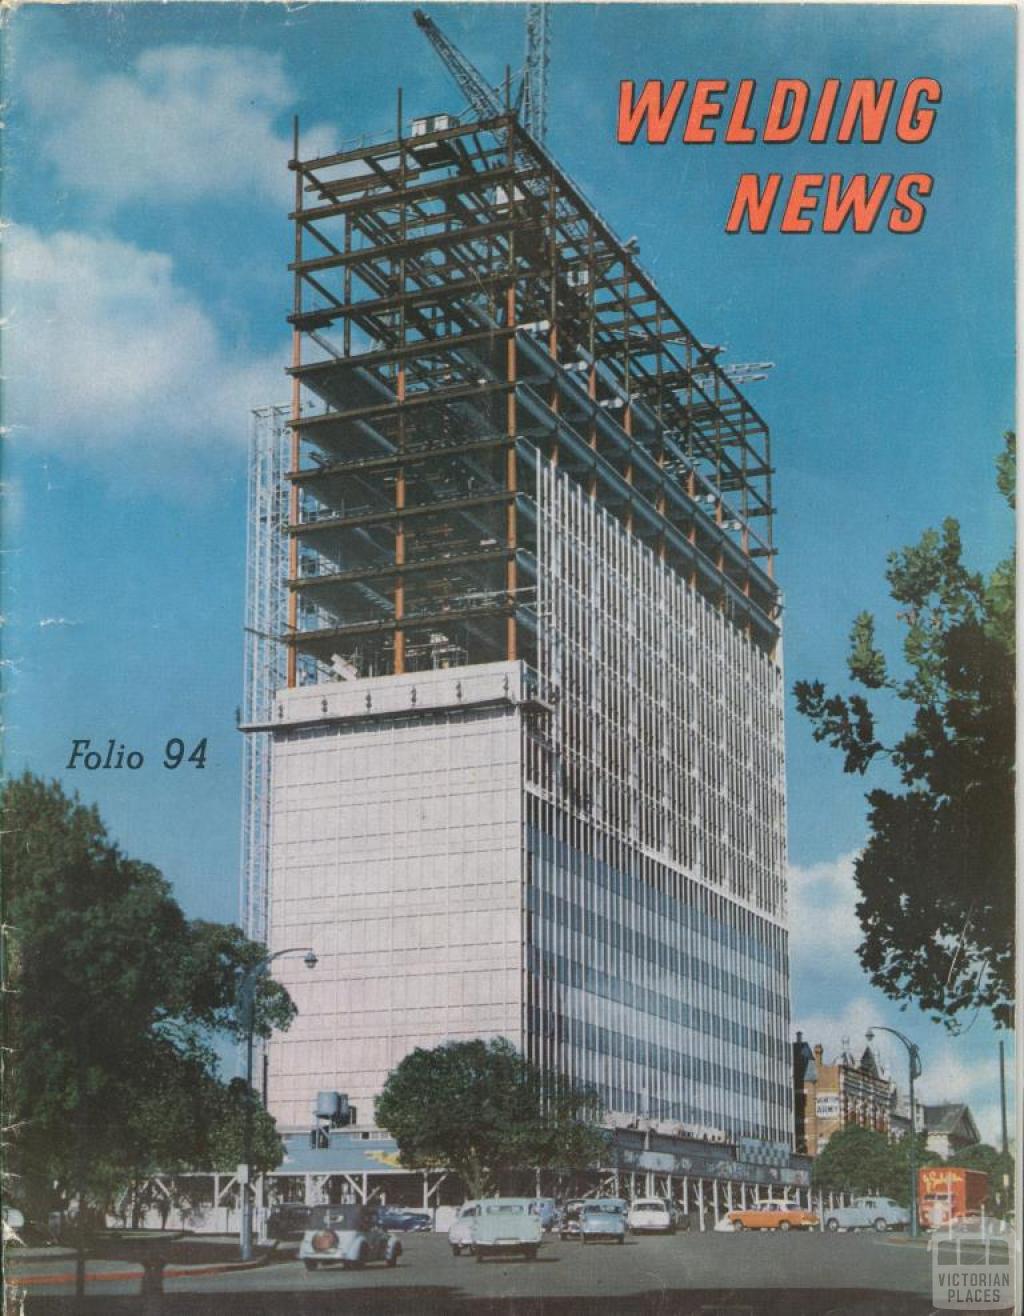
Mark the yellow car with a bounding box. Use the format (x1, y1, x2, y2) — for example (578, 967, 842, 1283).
(726, 1200, 819, 1232)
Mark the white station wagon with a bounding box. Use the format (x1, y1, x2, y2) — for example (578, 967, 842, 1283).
(470, 1198, 543, 1261)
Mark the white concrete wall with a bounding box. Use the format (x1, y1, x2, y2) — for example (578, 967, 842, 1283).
(266, 663, 525, 1128)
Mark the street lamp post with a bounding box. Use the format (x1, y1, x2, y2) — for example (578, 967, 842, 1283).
(866, 1025, 923, 1239)
(238, 946, 318, 1260)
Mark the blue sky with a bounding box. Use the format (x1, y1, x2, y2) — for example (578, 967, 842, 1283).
(2, 3, 1015, 1137)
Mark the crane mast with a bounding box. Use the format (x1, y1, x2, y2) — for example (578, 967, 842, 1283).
(523, 3, 550, 144)
(412, 8, 505, 122)
(413, 6, 550, 145)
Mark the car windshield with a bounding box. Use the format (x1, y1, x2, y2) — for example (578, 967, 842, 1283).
(485, 1204, 524, 1215)
(308, 1204, 369, 1230)
(583, 1205, 616, 1217)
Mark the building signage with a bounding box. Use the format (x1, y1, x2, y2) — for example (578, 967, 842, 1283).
(816, 1093, 841, 1119)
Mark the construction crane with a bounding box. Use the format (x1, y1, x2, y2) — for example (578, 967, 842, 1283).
(413, 6, 550, 145)
(412, 9, 505, 122)
(522, 3, 550, 144)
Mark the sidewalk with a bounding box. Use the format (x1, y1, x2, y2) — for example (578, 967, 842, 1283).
(4, 1235, 288, 1289)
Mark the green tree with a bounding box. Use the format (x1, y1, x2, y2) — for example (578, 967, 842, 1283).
(1, 773, 295, 1224)
(375, 1037, 607, 1198)
(947, 1143, 1015, 1214)
(811, 1127, 892, 1198)
(811, 1126, 939, 1205)
(794, 434, 1015, 1028)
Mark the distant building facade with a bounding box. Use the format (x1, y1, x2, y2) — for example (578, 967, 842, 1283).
(793, 1037, 893, 1155)
(921, 1104, 981, 1158)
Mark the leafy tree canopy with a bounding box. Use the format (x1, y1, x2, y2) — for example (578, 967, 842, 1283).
(947, 1141, 1015, 1211)
(811, 1126, 940, 1204)
(951, 1141, 1013, 1178)
(794, 434, 1015, 1028)
(1, 773, 295, 1217)
(375, 1037, 607, 1199)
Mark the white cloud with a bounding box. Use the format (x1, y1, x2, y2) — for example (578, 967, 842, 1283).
(788, 849, 863, 969)
(793, 995, 881, 1068)
(914, 1044, 1014, 1148)
(967, 1102, 1012, 1150)
(3, 224, 285, 473)
(916, 1042, 1001, 1107)
(794, 993, 1016, 1147)
(23, 46, 335, 210)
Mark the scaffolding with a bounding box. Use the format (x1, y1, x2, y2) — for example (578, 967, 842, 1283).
(283, 108, 779, 689)
(240, 405, 291, 945)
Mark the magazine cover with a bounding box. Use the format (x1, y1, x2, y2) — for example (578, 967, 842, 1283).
(1, 2, 1017, 1313)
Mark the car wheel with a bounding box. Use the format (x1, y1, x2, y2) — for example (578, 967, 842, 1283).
(581, 1235, 588, 1245)
(387, 1249, 398, 1268)
(303, 1260, 319, 1271)
(778, 1221, 792, 1232)
(475, 1249, 484, 1264)
(826, 1218, 840, 1232)
(523, 1246, 539, 1261)
(451, 1244, 461, 1257)
(733, 1221, 745, 1232)
(617, 1235, 625, 1245)
(874, 1218, 888, 1232)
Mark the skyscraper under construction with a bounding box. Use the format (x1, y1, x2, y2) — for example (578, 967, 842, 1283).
(257, 104, 791, 1146)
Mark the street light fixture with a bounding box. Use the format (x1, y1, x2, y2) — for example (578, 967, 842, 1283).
(866, 1025, 923, 1239)
(238, 946, 317, 1260)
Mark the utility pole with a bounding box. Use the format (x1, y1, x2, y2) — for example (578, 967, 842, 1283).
(998, 1039, 1009, 1156)
(867, 1026, 922, 1239)
(237, 947, 318, 1260)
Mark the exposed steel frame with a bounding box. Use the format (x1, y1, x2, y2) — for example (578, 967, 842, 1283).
(285, 109, 778, 686)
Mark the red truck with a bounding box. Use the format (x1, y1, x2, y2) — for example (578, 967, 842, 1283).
(918, 1167, 989, 1230)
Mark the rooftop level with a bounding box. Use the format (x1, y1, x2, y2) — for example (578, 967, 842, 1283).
(283, 112, 779, 685)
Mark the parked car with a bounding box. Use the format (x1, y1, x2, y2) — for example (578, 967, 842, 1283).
(559, 1199, 587, 1240)
(267, 1203, 315, 1242)
(725, 1200, 819, 1232)
(580, 1202, 627, 1244)
(1, 1207, 59, 1248)
(822, 1196, 909, 1233)
(298, 1203, 401, 1270)
(470, 1198, 543, 1261)
(449, 1201, 480, 1255)
(2, 1207, 25, 1246)
(529, 1198, 560, 1231)
(378, 1207, 432, 1233)
(627, 1198, 676, 1234)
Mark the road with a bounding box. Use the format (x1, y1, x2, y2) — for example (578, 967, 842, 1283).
(7, 1229, 955, 1315)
